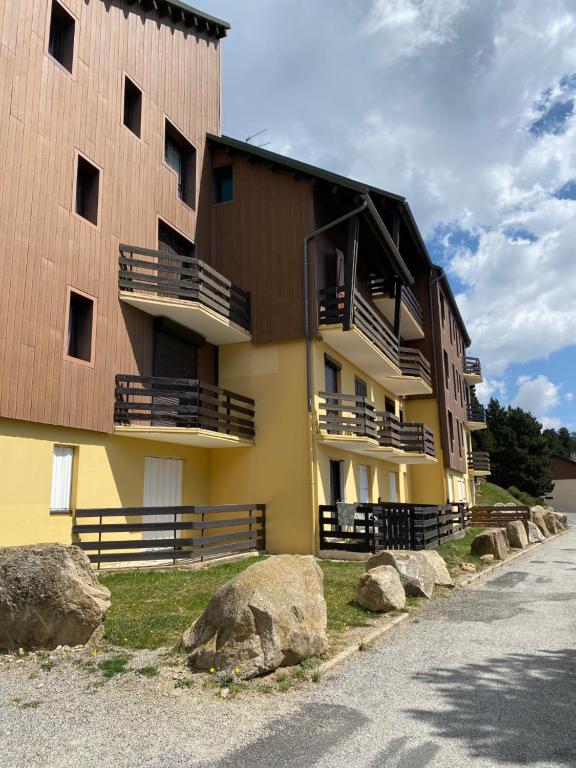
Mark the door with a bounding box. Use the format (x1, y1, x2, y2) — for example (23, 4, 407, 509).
(153, 319, 199, 427)
(142, 457, 183, 544)
(329, 459, 344, 506)
(389, 472, 398, 503)
(324, 357, 340, 434)
(358, 464, 370, 504)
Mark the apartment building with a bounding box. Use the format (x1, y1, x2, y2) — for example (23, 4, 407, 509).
(0, 0, 487, 560)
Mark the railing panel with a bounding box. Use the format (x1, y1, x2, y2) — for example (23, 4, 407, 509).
(114, 376, 255, 439)
(318, 392, 378, 439)
(119, 245, 251, 331)
(467, 403, 486, 424)
(471, 505, 530, 527)
(368, 279, 424, 329)
(376, 413, 435, 457)
(468, 451, 491, 472)
(399, 347, 432, 387)
(464, 357, 482, 376)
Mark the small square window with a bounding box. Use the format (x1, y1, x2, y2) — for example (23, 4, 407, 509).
(75, 155, 100, 225)
(48, 0, 75, 73)
(66, 290, 94, 363)
(123, 76, 142, 137)
(164, 119, 196, 207)
(213, 164, 234, 204)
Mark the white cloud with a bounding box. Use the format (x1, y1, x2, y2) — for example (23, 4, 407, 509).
(511, 375, 561, 420)
(566, 392, 574, 401)
(475, 377, 507, 404)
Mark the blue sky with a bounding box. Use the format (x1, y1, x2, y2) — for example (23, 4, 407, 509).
(208, 0, 576, 430)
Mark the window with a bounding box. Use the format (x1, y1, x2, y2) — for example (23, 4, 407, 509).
(48, 0, 75, 73)
(443, 349, 450, 388)
(158, 220, 194, 257)
(66, 290, 94, 363)
(213, 164, 234, 204)
(385, 397, 396, 415)
(75, 155, 100, 225)
(355, 377, 368, 398)
(448, 411, 455, 451)
(449, 312, 454, 343)
(453, 364, 457, 398)
(164, 119, 196, 206)
(457, 419, 462, 457)
(440, 293, 446, 326)
(329, 459, 344, 506)
(123, 76, 142, 137)
(324, 355, 341, 394)
(50, 445, 74, 512)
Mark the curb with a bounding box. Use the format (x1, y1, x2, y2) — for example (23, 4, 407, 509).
(319, 612, 410, 678)
(458, 528, 570, 588)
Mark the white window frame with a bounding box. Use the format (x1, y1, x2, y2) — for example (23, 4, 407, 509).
(50, 445, 75, 513)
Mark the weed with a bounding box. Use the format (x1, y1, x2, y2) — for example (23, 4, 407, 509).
(175, 678, 194, 689)
(135, 665, 159, 678)
(40, 658, 55, 672)
(98, 654, 130, 678)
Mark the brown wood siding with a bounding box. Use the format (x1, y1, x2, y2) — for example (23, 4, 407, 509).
(210, 150, 315, 344)
(0, 0, 221, 433)
(551, 455, 576, 480)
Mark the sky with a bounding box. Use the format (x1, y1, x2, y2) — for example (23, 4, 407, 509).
(207, 0, 576, 430)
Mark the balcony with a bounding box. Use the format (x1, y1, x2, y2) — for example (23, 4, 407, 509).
(114, 375, 255, 447)
(370, 279, 425, 340)
(318, 287, 431, 395)
(463, 356, 482, 384)
(466, 402, 487, 431)
(468, 451, 491, 476)
(363, 413, 436, 464)
(118, 245, 251, 345)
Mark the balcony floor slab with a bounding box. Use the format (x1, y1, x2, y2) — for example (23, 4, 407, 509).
(379, 375, 433, 396)
(465, 421, 488, 432)
(373, 296, 425, 341)
(316, 433, 380, 455)
(114, 426, 254, 448)
(360, 446, 438, 465)
(463, 372, 483, 385)
(320, 324, 402, 383)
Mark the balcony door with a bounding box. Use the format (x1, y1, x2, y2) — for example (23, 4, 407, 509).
(143, 456, 183, 545)
(153, 319, 199, 427)
(157, 221, 194, 297)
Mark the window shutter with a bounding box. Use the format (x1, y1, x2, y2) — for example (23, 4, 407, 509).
(50, 446, 74, 511)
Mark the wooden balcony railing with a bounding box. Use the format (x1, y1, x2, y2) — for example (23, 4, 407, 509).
(377, 413, 435, 456)
(467, 451, 491, 473)
(318, 392, 378, 439)
(399, 347, 432, 387)
(118, 245, 251, 331)
(319, 286, 399, 364)
(114, 376, 255, 440)
(464, 357, 482, 377)
(369, 278, 424, 329)
(467, 402, 486, 424)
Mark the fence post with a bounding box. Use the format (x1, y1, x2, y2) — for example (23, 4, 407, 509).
(97, 512, 102, 571)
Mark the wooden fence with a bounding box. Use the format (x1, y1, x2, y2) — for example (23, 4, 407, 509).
(471, 505, 530, 527)
(72, 504, 265, 568)
(319, 502, 469, 553)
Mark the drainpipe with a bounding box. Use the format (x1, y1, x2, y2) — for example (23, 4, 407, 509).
(303, 197, 368, 412)
(429, 266, 447, 501)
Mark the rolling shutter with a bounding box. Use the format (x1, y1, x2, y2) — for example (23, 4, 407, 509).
(50, 446, 74, 512)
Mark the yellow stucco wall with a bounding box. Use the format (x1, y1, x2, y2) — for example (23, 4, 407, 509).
(404, 398, 448, 504)
(0, 418, 210, 547)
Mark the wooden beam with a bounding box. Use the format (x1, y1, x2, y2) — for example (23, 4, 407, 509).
(393, 210, 400, 249)
(343, 215, 360, 331)
(393, 279, 402, 339)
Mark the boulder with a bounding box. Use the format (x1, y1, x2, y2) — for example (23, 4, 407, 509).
(459, 562, 477, 573)
(530, 506, 552, 538)
(506, 520, 529, 549)
(366, 551, 435, 599)
(355, 566, 406, 613)
(470, 529, 508, 560)
(480, 554, 495, 564)
(419, 550, 454, 588)
(523, 520, 545, 544)
(182, 555, 328, 679)
(552, 511, 568, 531)
(0, 544, 110, 651)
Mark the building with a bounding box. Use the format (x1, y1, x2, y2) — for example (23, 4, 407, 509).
(0, 0, 487, 560)
(549, 455, 576, 515)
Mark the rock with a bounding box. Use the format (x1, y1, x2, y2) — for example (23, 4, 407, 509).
(506, 521, 529, 549)
(543, 510, 559, 535)
(470, 530, 508, 560)
(480, 554, 495, 563)
(553, 512, 568, 531)
(366, 551, 435, 599)
(459, 562, 477, 573)
(0, 544, 110, 651)
(182, 555, 328, 679)
(523, 520, 545, 544)
(419, 550, 454, 588)
(355, 566, 406, 613)
(530, 506, 552, 537)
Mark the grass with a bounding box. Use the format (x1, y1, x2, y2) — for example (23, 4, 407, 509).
(100, 557, 369, 650)
(436, 526, 488, 574)
(476, 481, 539, 507)
(98, 654, 131, 678)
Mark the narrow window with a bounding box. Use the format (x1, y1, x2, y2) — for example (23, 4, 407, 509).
(385, 397, 396, 415)
(123, 76, 142, 137)
(440, 293, 446, 326)
(48, 0, 75, 73)
(164, 119, 196, 207)
(443, 349, 450, 388)
(67, 290, 94, 362)
(324, 355, 341, 394)
(452, 364, 457, 397)
(213, 164, 234, 204)
(448, 411, 454, 451)
(355, 376, 368, 398)
(75, 155, 100, 225)
(329, 459, 344, 506)
(50, 445, 74, 512)
(457, 419, 462, 457)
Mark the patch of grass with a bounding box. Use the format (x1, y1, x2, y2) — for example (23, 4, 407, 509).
(12, 698, 41, 709)
(475, 482, 519, 506)
(175, 677, 194, 689)
(98, 654, 130, 678)
(318, 560, 372, 634)
(508, 485, 540, 507)
(39, 658, 55, 672)
(436, 526, 487, 575)
(135, 665, 159, 678)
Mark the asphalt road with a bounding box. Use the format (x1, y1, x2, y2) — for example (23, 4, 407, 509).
(217, 528, 576, 768)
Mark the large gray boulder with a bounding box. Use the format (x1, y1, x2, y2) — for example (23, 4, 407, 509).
(506, 521, 529, 549)
(182, 555, 328, 679)
(523, 520, 545, 544)
(366, 551, 435, 599)
(355, 565, 406, 612)
(543, 510, 559, 535)
(530, 506, 552, 537)
(470, 529, 508, 560)
(419, 550, 454, 587)
(0, 544, 110, 650)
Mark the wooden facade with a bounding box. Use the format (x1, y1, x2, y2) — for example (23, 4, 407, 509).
(0, 0, 223, 433)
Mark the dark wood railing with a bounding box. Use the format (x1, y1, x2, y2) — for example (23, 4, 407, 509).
(467, 402, 486, 425)
(119, 245, 251, 331)
(464, 357, 482, 377)
(468, 451, 491, 473)
(471, 505, 529, 527)
(319, 286, 399, 365)
(114, 376, 255, 440)
(399, 347, 432, 387)
(319, 502, 469, 552)
(377, 413, 435, 457)
(73, 504, 265, 567)
(369, 278, 424, 329)
(317, 392, 378, 438)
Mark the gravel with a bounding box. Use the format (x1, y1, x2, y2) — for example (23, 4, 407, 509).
(1, 529, 575, 768)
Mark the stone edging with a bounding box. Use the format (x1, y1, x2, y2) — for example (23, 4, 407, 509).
(317, 528, 570, 679)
